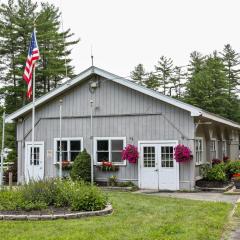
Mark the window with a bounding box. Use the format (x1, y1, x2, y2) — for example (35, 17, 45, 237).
(222, 140, 227, 157)
(143, 146, 155, 168)
(195, 138, 203, 165)
(210, 139, 217, 159)
(30, 147, 40, 166)
(54, 138, 83, 162)
(161, 146, 174, 168)
(95, 137, 126, 165)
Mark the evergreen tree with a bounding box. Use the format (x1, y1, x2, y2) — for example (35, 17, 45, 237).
(187, 51, 205, 77)
(0, 0, 79, 114)
(169, 66, 186, 98)
(220, 44, 240, 96)
(144, 72, 159, 90)
(130, 63, 146, 86)
(184, 52, 231, 118)
(154, 56, 173, 95)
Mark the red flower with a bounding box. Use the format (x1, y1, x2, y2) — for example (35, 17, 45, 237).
(233, 173, 240, 177)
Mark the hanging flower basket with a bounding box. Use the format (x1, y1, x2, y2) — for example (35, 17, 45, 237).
(97, 161, 119, 172)
(122, 144, 139, 164)
(174, 144, 192, 163)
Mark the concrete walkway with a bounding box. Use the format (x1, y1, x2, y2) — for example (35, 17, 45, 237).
(136, 190, 240, 204)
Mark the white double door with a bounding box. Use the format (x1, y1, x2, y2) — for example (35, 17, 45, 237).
(139, 142, 179, 190)
(25, 142, 44, 182)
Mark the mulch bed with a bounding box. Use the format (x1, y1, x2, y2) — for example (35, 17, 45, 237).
(196, 179, 230, 188)
(0, 207, 80, 215)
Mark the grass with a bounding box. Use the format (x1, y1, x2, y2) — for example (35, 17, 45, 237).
(234, 203, 240, 218)
(0, 191, 232, 240)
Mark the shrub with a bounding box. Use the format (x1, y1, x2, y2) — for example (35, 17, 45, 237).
(70, 149, 91, 182)
(21, 179, 58, 205)
(205, 163, 227, 182)
(225, 161, 240, 179)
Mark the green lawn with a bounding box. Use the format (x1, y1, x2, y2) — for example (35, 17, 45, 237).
(234, 203, 240, 218)
(0, 192, 232, 240)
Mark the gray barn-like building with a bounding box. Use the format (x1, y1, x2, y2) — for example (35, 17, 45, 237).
(6, 66, 240, 190)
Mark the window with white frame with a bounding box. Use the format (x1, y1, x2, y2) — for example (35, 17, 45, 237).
(222, 140, 227, 157)
(54, 138, 83, 162)
(95, 137, 126, 164)
(195, 138, 203, 165)
(210, 139, 217, 159)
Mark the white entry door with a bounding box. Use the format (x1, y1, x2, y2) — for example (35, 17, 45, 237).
(25, 142, 44, 182)
(139, 142, 179, 190)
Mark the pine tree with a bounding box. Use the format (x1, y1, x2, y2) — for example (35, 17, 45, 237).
(154, 56, 173, 95)
(169, 66, 186, 98)
(220, 44, 240, 96)
(130, 64, 146, 86)
(184, 52, 231, 118)
(0, 0, 79, 114)
(144, 72, 159, 90)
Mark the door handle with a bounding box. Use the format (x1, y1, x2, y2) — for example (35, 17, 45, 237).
(154, 169, 158, 172)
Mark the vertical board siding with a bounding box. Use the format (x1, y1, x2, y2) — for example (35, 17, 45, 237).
(17, 76, 195, 188)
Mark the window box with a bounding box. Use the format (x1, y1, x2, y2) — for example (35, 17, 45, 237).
(96, 162, 119, 172)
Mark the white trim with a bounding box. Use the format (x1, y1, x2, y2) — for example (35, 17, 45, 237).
(138, 140, 178, 189)
(195, 137, 204, 166)
(6, 66, 240, 129)
(53, 137, 83, 163)
(210, 138, 218, 159)
(94, 137, 126, 166)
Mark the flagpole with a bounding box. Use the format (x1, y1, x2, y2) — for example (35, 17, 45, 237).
(31, 60, 36, 181)
(0, 111, 5, 188)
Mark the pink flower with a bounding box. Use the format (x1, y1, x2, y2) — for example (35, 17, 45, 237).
(122, 144, 139, 164)
(174, 144, 192, 163)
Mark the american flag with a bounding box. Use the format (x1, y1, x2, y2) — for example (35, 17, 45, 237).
(23, 30, 40, 99)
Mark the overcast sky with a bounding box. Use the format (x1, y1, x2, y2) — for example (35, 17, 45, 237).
(38, 0, 239, 77)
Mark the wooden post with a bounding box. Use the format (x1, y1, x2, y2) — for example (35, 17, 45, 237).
(9, 172, 12, 189)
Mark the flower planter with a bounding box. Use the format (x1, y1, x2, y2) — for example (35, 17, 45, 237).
(97, 161, 119, 172)
(234, 181, 240, 189)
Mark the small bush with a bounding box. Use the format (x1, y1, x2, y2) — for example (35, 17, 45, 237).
(21, 179, 58, 205)
(205, 163, 227, 182)
(225, 161, 240, 179)
(70, 149, 91, 182)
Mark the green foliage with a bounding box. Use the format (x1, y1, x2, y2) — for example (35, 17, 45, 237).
(225, 161, 240, 178)
(70, 149, 91, 182)
(154, 56, 173, 95)
(185, 52, 231, 119)
(205, 163, 227, 182)
(130, 63, 146, 86)
(0, 179, 107, 211)
(0, 0, 79, 114)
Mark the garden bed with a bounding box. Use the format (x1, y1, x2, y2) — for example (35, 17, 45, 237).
(0, 204, 112, 220)
(195, 179, 233, 192)
(0, 179, 109, 219)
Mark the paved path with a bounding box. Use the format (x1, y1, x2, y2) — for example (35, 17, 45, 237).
(136, 190, 240, 203)
(228, 219, 240, 240)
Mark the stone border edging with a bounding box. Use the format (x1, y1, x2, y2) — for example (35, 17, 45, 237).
(0, 204, 113, 221)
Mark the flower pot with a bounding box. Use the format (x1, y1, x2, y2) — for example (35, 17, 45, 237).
(234, 181, 240, 189)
